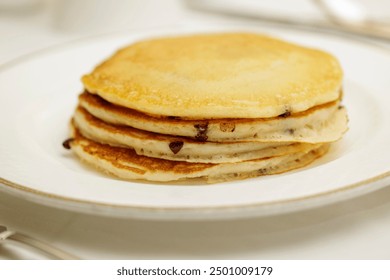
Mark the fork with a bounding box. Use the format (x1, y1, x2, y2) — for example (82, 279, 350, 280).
(0, 225, 79, 260)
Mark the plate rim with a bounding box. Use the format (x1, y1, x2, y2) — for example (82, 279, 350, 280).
(1, 25, 390, 219)
(1, 171, 390, 219)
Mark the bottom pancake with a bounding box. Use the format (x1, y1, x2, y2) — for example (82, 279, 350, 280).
(68, 125, 329, 183)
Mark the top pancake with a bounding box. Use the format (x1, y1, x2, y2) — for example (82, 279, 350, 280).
(82, 32, 343, 119)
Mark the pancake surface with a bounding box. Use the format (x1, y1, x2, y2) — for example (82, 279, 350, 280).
(73, 106, 321, 163)
(79, 91, 348, 143)
(65, 32, 348, 183)
(82, 33, 343, 119)
(69, 125, 329, 183)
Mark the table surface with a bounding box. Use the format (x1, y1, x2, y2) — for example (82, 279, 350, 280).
(1, 0, 390, 260)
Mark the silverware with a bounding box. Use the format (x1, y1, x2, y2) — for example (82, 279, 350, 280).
(0, 225, 79, 260)
(315, 0, 390, 40)
(185, 0, 390, 40)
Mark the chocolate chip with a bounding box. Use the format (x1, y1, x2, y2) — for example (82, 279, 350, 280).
(194, 123, 209, 142)
(169, 141, 184, 154)
(195, 134, 208, 141)
(286, 128, 295, 135)
(167, 116, 181, 120)
(258, 168, 268, 175)
(279, 110, 291, 118)
(62, 138, 74, 149)
(338, 105, 344, 110)
(219, 122, 235, 132)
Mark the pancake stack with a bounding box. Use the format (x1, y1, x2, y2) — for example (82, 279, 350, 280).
(64, 33, 348, 183)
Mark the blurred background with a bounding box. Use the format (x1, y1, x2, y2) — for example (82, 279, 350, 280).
(0, 0, 389, 65)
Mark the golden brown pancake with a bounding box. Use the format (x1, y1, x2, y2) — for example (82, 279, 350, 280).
(82, 33, 343, 119)
(73, 106, 320, 163)
(79, 92, 348, 143)
(64, 32, 348, 183)
(68, 124, 329, 183)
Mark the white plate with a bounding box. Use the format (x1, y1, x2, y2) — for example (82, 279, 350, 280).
(1, 26, 390, 220)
